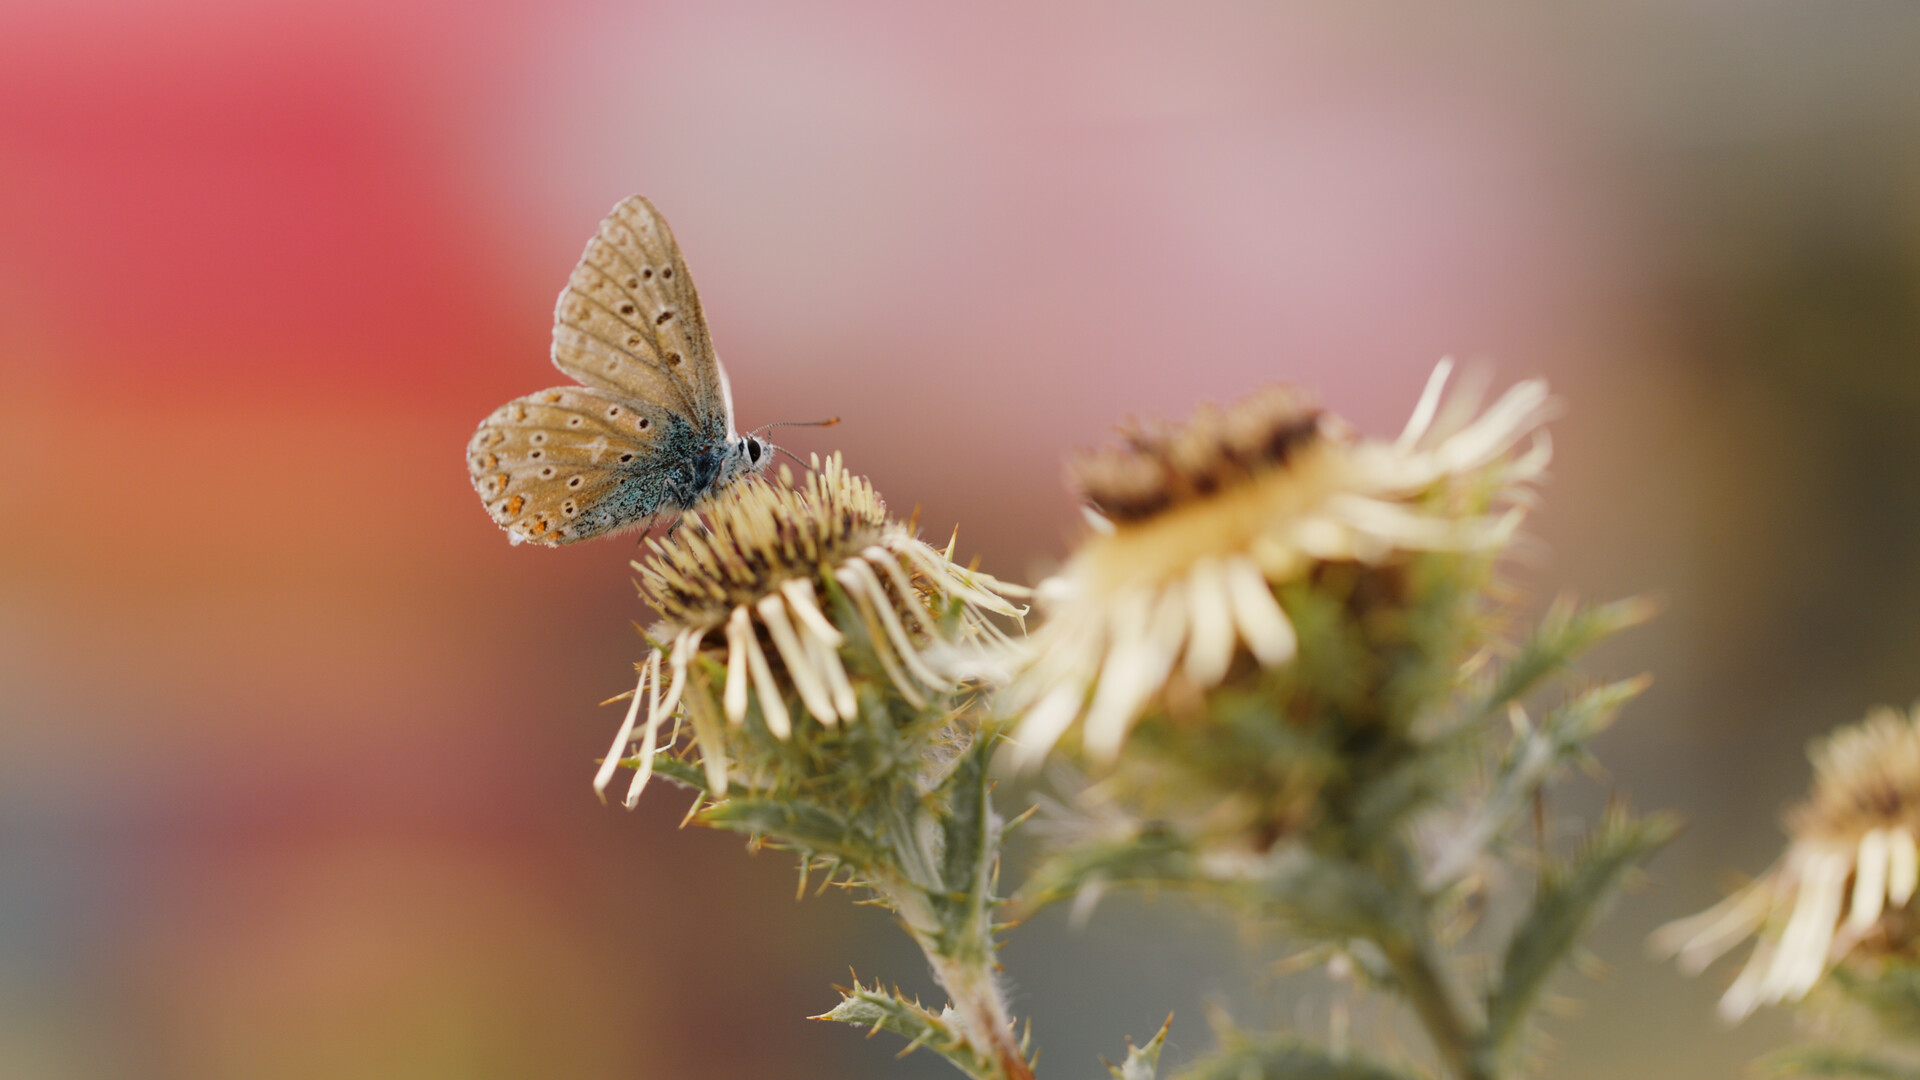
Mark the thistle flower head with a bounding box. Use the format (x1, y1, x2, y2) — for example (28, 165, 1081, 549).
(1653, 703, 1920, 1022)
(1002, 360, 1556, 772)
(593, 454, 1027, 806)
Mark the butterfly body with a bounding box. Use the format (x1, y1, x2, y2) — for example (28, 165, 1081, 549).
(468, 196, 772, 546)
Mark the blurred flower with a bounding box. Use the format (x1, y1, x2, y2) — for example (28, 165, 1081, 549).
(1653, 703, 1920, 1022)
(593, 454, 1026, 805)
(1001, 360, 1555, 769)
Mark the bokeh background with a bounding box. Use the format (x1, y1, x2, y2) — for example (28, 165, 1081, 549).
(6, 1, 1920, 1076)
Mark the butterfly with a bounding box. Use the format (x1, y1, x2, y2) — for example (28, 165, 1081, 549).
(467, 195, 773, 546)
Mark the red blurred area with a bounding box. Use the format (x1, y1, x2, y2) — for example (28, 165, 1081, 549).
(6, 1, 1920, 1077)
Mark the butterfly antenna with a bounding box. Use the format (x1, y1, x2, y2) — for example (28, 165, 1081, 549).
(752, 416, 841, 436)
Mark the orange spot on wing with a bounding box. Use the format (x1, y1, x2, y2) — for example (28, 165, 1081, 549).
(506, 495, 525, 516)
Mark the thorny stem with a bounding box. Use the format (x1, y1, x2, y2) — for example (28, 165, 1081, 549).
(1383, 930, 1494, 1080)
(872, 869, 1034, 1080)
(1377, 844, 1495, 1080)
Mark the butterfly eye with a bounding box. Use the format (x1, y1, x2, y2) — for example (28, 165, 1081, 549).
(747, 439, 763, 463)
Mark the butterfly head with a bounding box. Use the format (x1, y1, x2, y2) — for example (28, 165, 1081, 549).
(718, 433, 776, 488)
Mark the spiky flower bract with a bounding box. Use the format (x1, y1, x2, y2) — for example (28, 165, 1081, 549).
(1654, 702, 1920, 1025)
(594, 454, 1036, 1080)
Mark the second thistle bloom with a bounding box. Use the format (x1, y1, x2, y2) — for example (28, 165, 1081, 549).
(1003, 361, 1556, 769)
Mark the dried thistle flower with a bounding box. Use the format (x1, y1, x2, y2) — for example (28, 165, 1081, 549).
(592, 453, 1026, 805)
(1002, 360, 1556, 770)
(1653, 703, 1920, 1022)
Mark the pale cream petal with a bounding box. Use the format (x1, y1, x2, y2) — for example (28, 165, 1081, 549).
(1182, 557, 1236, 688)
(1847, 828, 1891, 932)
(723, 606, 751, 725)
(1718, 938, 1774, 1023)
(834, 564, 927, 708)
(1224, 556, 1296, 666)
(1432, 378, 1555, 474)
(1083, 587, 1187, 761)
(1763, 848, 1847, 1001)
(1322, 493, 1466, 551)
(1010, 680, 1094, 771)
(779, 578, 844, 649)
(1648, 875, 1777, 974)
(844, 557, 949, 690)
(737, 608, 792, 739)
(865, 546, 939, 639)
(1891, 827, 1918, 906)
(757, 593, 838, 724)
(1395, 358, 1453, 453)
(593, 660, 650, 799)
(681, 674, 731, 796)
(624, 649, 666, 807)
(802, 615, 859, 721)
(654, 628, 703, 735)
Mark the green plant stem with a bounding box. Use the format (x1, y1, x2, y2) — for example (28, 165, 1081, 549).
(1382, 929, 1493, 1080)
(872, 868, 1034, 1080)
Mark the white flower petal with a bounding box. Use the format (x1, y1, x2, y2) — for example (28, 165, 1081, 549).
(736, 607, 791, 739)
(779, 578, 844, 648)
(1763, 849, 1848, 1001)
(757, 593, 838, 724)
(1224, 556, 1296, 666)
(1718, 938, 1773, 1023)
(625, 649, 667, 807)
(1648, 876, 1776, 975)
(1891, 827, 1918, 906)
(723, 606, 751, 725)
(1082, 588, 1187, 762)
(1848, 828, 1891, 932)
(1433, 378, 1555, 475)
(835, 565, 927, 708)
(844, 557, 949, 690)
(1395, 358, 1453, 453)
(1010, 680, 1093, 771)
(593, 661, 650, 799)
(1182, 557, 1237, 688)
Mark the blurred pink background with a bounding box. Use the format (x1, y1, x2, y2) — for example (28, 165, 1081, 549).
(6, 1, 1920, 1076)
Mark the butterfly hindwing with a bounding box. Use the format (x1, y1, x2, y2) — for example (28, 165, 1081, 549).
(467, 385, 683, 545)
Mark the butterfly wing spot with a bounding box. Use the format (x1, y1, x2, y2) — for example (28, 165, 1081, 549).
(506, 495, 525, 516)
(528, 449, 544, 460)
(541, 391, 562, 403)
(654, 310, 674, 326)
(661, 267, 672, 280)
(562, 500, 578, 517)
(539, 466, 556, 479)
(490, 475, 509, 495)
(665, 352, 681, 367)
(642, 267, 652, 280)
(619, 453, 635, 463)
(638, 417, 651, 429)
(566, 416, 584, 428)
(625, 335, 642, 349)
(619, 302, 636, 317)
(567, 476, 585, 489)
(529, 431, 547, 445)
(606, 406, 622, 417)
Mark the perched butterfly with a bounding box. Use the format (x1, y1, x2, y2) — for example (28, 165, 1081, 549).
(467, 195, 774, 546)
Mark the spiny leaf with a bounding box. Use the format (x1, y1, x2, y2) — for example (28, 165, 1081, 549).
(1484, 807, 1679, 1059)
(1830, 961, 1920, 1042)
(698, 797, 888, 868)
(1757, 1046, 1920, 1079)
(1471, 595, 1656, 721)
(1175, 1034, 1423, 1080)
(1104, 1015, 1173, 1080)
(816, 979, 1003, 1080)
(1425, 674, 1651, 891)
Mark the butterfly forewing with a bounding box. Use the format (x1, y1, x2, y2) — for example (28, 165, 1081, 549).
(550, 194, 727, 435)
(467, 386, 681, 546)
